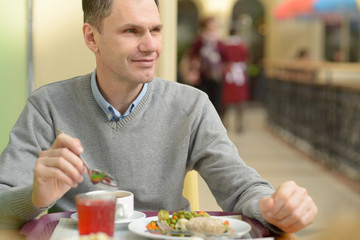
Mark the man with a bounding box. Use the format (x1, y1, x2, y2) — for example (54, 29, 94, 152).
(0, 0, 317, 234)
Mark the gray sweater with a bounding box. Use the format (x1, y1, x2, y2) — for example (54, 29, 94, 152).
(0, 74, 275, 229)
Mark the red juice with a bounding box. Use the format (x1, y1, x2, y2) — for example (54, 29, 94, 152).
(76, 194, 116, 237)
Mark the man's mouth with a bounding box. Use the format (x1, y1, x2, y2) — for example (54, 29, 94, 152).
(132, 58, 156, 67)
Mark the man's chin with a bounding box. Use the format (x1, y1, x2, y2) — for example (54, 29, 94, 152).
(130, 68, 157, 83)
(139, 73, 156, 83)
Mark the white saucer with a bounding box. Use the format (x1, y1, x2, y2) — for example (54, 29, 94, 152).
(70, 211, 146, 225)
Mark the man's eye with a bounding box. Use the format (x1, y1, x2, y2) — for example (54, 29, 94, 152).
(152, 28, 161, 33)
(126, 29, 136, 33)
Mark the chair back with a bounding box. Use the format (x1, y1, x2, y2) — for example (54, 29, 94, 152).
(182, 170, 199, 211)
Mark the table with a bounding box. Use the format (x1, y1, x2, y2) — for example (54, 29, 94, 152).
(15, 211, 297, 240)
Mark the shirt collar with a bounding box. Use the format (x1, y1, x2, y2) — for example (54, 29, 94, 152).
(90, 69, 148, 122)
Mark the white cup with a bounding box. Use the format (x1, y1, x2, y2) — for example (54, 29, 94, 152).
(85, 190, 134, 220)
(112, 190, 134, 219)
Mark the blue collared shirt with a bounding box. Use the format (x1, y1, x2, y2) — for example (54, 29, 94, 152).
(90, 70, 148, 122)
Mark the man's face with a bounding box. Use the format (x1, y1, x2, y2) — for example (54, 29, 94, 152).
(94, 0, 162, 85)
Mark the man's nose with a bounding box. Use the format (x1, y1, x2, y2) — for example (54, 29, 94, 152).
(139, 32, 158, 52)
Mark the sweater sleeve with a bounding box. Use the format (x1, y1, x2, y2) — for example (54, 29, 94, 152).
(0, 186, 49, 229)
(0, 96, 54, 228)
(188, 98, 282, 233)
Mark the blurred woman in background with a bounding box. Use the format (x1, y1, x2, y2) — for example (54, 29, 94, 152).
(221, 28, 250, 132)
(189, 16, 228, 114)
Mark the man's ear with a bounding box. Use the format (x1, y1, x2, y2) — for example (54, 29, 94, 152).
(83, 23, 99, 53)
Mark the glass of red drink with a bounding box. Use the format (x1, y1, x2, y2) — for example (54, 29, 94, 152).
(75, 192, 117, 237)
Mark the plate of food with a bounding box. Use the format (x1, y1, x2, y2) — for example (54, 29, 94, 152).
(128, 210, 251, 239)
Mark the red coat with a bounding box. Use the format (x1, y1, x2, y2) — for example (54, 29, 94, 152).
(222, 37, 250, 104)
(190, 36, 228, 82)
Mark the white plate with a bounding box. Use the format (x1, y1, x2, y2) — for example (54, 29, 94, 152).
(70, 210, 146, 225)
(128, 216, 252, 240)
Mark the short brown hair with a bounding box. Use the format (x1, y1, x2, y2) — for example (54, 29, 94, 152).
(200, 16, 216, 30)
(82, 0, 159, 32)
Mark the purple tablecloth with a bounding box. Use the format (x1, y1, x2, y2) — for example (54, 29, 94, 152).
(20, 211, 270, 240)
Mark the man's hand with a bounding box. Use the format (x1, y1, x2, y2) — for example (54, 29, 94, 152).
(31, 132, 86, 208)
(258, 180, 318, 233)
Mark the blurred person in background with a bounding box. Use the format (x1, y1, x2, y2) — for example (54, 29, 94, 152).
(333, 49, 345, 62)
(220, 28, 250, 133)
(189, 16, 228, 114)
(296, 48, 310, 60)
(294, 48, 313, 81)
